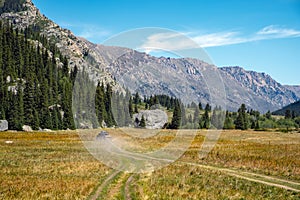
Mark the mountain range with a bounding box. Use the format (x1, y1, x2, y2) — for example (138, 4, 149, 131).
(1, 0, 299, 113)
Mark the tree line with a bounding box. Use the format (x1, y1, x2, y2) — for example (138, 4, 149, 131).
(131, 93, 300, 131)
(1, 20, 299, 132)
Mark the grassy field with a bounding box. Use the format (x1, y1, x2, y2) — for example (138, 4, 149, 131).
(0, 129, 299, 199)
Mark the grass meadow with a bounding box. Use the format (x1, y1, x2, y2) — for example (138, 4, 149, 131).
(0, 129, 299, 199)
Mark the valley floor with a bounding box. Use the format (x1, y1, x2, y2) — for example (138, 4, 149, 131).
(0, 129, 299, 199)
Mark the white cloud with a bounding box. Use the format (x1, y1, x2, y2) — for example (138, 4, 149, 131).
(192, 32, 245, 47)
(139, 25, 300, 52)
(257, 25, 300, 37)
(140, 32, 196, 52)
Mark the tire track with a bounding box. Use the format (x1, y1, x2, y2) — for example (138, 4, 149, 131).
(89, 170, 121, 200)
(124, 174, 134, 200)
(178, 161, 300, 193)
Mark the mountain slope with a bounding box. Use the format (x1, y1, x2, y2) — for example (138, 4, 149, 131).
(273, 101, 300, 117)
(284, 85, 300, 99)
(1, 0, 299, 113)
(0, 0, 117, 87)
(93, 44, 298, 112)
(219, 67, 299, 111)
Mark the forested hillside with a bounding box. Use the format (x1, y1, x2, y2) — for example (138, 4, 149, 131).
(0, 21, 76, 130)
(273, 101, 300, 117)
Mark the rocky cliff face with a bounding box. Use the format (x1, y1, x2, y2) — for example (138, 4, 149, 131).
(284, 85, 300, 99)
(1, 0, 299, 113)
(96, 45, 298, 112)
(0, 0, 116, 87)
(219, 67, 299, 111)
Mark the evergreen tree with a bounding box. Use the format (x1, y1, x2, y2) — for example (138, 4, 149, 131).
(265, 110, 272, 119)
(223, 111, 234, 129)
(285, 110, 291, 119)
(193, 106, 200, 128)
(169, 100, 181, 129)
(202, 108, 210, 129)
(235, 104, 248, 130)
(128, 96, 133, 117)
(198, 102, 203, 110)
(139, 115, 146, 128)
(134, 103, 138, 113)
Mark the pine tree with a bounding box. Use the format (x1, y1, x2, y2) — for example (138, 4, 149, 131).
(139, 115, 146, 128)
(285, 110, 291, 119)
(134, 103, 138, 113)
(170, 100, 181, 129)
(128, 96, 133, 118)
(198, 102, 203, 110)
(202, 108, 210, 129)
(235, 104, 248, 130)
(95, 82, 106, 125)
(265, 110, 272, 119)
(223, 111, 234, 129)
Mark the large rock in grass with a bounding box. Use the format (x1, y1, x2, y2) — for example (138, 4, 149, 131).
(22, 125, 33, 132)
(133, 109, 168, 129)
(0, 120, 8, 131)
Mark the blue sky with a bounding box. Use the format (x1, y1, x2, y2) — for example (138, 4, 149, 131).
(32, 0, 300, 85)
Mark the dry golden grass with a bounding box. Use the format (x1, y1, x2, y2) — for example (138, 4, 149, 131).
(0, 131, 111, 199)
(131, 164, 299, 200)
(0, 129, 299, 199)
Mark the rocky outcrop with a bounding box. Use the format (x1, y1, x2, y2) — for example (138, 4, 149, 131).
(133, 109, 168, 129)
(0, 120, 8, 131)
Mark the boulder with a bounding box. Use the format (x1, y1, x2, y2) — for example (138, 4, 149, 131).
(0, 120, 8, 131)
(133, 109, 168, 129)
(22, 125, 33, 132)
(79, 122, 93, 129)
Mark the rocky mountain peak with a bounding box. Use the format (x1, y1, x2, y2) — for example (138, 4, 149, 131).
(0, 0, 117, 87)
(0, 1, 299, 113)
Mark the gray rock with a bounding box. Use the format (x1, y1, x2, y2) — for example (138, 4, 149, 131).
(133, 109, 168, 129)
(0, 120, 8, 131)
(22, 125, 33, 132)
(79, 122, 93, 129)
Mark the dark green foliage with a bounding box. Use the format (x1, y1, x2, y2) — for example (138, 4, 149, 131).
(265, 110, 272, 119)
(205, 103, 211, 112)
(223, 111, 234, 129)
(202, 108, 210, 129)
(134, 103, 138, 113)
(133, 92, 141, 104)
(193, 106, 200, 128)
(95, 82, 134, 128)
(128, 96, 133, 117)
(285, 109, 291, 119)
(169, 99, 181, 129)
(0, 22, 75, 130)
(145, 95, 177, 110)
(273, 100, 300, 117)
(139, 115, 146, 128)
(198, 102, 203, 110)
(211, 107, 225, 129)
(234, 104, 248, 130)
